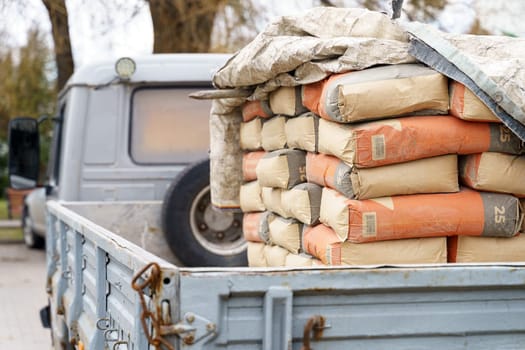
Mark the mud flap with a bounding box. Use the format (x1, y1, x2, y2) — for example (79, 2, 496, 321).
(40, 304, 51, 329)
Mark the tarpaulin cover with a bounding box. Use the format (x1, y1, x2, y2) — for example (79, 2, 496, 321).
(208, 7, 525, 209)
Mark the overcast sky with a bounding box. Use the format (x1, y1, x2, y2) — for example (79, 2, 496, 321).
(1, 0, 524, 69)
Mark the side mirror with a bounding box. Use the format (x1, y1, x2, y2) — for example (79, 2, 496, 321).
(8, 117, 40, 190)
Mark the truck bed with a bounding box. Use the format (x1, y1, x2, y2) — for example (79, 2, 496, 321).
(46, 200, 525, 350)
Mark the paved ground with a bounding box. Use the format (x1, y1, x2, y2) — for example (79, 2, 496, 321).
(0, 242, 52, 350)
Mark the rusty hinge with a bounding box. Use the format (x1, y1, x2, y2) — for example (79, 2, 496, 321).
(131, 263, 217, 349)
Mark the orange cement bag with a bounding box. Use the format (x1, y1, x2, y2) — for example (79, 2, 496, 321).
(449, 81, 500, 123)
(460, 152, 525, 197)
(240, 118, 262, 151)
(242, 151, 266, 181)
(301, 79, 326, 116)
(243, 211, 272, 243)
(302, 224, 447, 265)
(241, 100, 273, 122)
(320, 187, 522, 243)
(448, 235, 525, 263)
(306, 152, 458, 199)
(309, 64, 449, 123)
(269, 86, 308, 116)
(318, 116, 525, 168)
(261, 116, 287, 151)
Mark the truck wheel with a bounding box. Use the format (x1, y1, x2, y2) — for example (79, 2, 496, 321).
(161, 159, 247, 267)
(22, 207, 44, 249)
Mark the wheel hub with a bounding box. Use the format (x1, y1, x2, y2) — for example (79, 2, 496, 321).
(190, 185, 246, 256)
(203, 205, 234, 232)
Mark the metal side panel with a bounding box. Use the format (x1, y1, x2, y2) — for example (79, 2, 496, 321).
(46, 201, 179, 350)
(178, 266, 525, 350)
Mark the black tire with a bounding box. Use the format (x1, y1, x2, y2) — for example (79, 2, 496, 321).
(22, 206, 45, 249)
(161, 159, 247, 267)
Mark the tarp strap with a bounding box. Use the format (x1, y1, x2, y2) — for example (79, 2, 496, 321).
(406, 24, 525, 142)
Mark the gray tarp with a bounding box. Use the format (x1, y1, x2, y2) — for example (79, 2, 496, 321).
(208, 7, 525, 209)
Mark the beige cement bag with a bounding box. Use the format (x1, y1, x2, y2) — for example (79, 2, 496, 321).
(449, 235, 525, 263)
(449, 81, 500, 123)
(261, 187, 291, 219)
(307, 152, 458, 199)
(284, 253, 323, 267)
(303, 224, 447, 265)
(269, 86, 308, 116)
(261, 116, 287, 151)
(269, 216, 303, 254)
(256, 149, 307, 189)
(339, 237, 447, 265)
(352, 154, 459, 199)
(316, 64, 449, 123)
(240, 181, 265, 212)
(281, 183, 322, 225)
(264, 244, 289, 267)
(240, 118, 263, 151)
(247, 241, 267, 267)
(285, 112, 319, 153)
(460, 152, 525, 197)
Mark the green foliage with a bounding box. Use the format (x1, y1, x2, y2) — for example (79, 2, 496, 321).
(0, 27, 56, 197)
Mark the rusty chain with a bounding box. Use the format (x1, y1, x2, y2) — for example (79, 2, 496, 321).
(131, 262, 175, 350)
(301, 315, 326, 350)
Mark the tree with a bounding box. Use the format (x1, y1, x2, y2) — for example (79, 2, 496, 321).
(0, 28, 56, 195)
(42, 0, 73, 91)
(0, 29, 55, 137)
(148, 0, 225, 53)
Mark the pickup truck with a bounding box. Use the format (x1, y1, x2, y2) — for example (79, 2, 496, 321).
(9, 69, 525, 350)
(8, 8, 525, 350)
(37, 200, 525, 349)
(9, 54, 246, 267)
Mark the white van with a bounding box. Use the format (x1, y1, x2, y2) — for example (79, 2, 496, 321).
(11, 53, 247, 267)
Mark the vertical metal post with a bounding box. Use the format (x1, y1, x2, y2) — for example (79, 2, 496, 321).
(46, 215, 58, 293)
(90, 247, 108, 350)
(263, 286, 293, 350)
(67, 229, 84, 333)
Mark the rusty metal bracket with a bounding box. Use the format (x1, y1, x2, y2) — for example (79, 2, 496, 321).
(161, 312, 216, 346)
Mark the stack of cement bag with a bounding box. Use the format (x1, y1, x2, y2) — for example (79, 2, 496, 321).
(240, 63, 525, 267)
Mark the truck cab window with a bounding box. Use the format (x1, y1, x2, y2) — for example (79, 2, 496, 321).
(130, 87, 211, 164)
